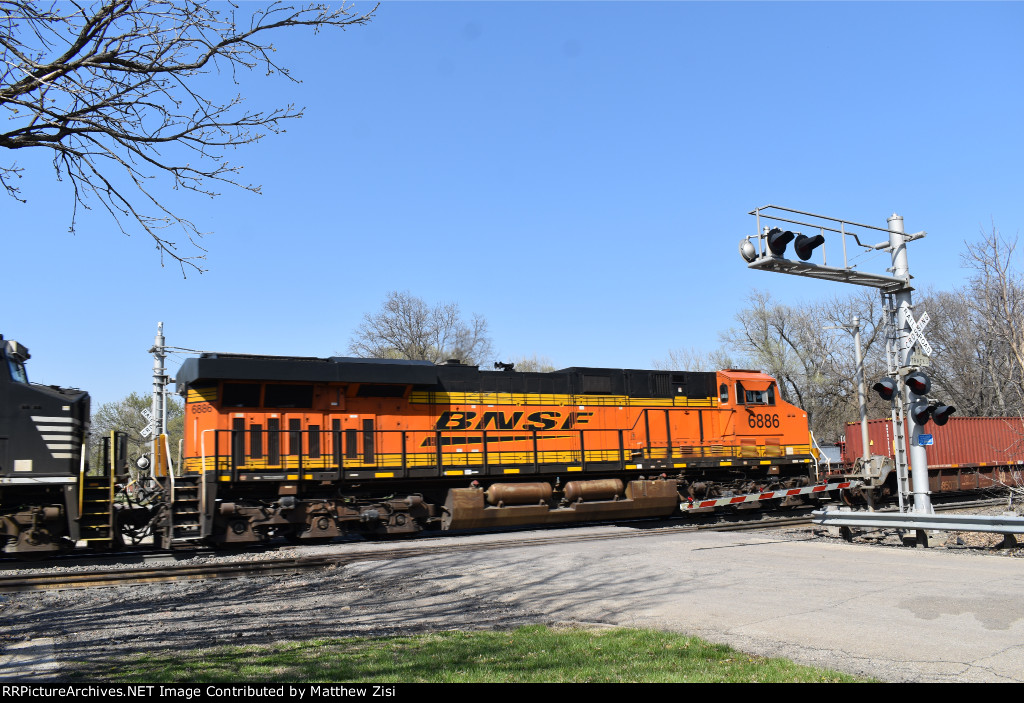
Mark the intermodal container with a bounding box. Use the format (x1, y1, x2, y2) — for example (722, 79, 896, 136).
(844, 417, 1024, 492)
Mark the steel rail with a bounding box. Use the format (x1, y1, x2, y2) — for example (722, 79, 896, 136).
(0, 498, 1009, 593)
(0, 514, 816, 593)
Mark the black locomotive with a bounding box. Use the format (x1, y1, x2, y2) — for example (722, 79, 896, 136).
(0, 335, 120, 553)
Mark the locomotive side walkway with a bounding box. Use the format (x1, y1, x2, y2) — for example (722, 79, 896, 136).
(1, 527, 1022, 682)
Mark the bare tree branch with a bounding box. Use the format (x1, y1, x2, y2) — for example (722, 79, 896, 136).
(0, 0, 376, 274)
(919, 223, 1024, 417)
(348, 291, 495, 366)
(718, 289, 888, 443)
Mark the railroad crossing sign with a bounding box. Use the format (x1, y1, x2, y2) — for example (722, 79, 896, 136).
(908, 311, 933, 356)
(140, 408, 154, 438)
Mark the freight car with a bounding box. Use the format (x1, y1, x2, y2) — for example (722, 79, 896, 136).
(164, 353, 820, 547)
(840, 417, 1024, 497)
(0, 335, 126, 553)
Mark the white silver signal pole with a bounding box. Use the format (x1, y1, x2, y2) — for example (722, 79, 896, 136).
(151, 322, 167, 438)
(825, 315, 870, 464)
(886, 215, 932, 515)
(748, 208, 1024, 541)
(148, 322, 170, 478)
(851, 315, 870, 464)
(741, 206, 930, 515)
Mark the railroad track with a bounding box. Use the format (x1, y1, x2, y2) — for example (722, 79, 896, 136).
(0, 497, 1010, 593)
(0, 512, 816, 593)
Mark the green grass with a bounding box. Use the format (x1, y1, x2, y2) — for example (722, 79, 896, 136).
(73, 626, 868, 683)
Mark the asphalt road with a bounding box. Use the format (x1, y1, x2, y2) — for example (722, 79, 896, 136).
(2, 526, 1022, 682)
(346, 526, 1024, 682)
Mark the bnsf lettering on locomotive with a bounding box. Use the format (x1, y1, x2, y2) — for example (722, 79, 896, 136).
(747, 413, 780, 429)
(434, 410, 592, 432)
(435, 411, 477, 430)
(478, 411, 524, 430)
(523, 411, 559, 430)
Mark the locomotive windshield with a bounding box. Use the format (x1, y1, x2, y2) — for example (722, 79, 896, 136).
(2, 341, 29, 384)
(8, 358, 28, 384)
(736, 381, 775, 405)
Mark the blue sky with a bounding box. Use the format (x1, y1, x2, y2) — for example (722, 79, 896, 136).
(4, 1, 1023, 409)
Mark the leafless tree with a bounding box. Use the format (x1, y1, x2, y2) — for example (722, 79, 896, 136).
(719, 289, 887, 443)
(918, 225, 1024, 417)
(652, 345, 735, 372)
(962, 225, 1024, 412)
(916, 289, 1006, 416)
(91, 390, 183, 473)
(348, 290, 495, 366)
(1, 1, 375, 274)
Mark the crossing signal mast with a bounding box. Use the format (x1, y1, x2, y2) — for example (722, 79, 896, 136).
(739, 206, 956, 516)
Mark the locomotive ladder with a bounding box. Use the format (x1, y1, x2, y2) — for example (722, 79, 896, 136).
(166, 473, 203, 546)
(78, 431, 124, 546)
(881, 291, 911, 512)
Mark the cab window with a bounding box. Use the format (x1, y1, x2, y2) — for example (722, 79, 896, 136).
(7, 357, 28, 384)
(745, 389, 769, 404)
(735, 381, 775, 406)
(1, 345, 28, 384)
(719, 383, 729, 404)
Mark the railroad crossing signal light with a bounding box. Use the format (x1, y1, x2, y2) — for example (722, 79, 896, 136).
(910, 402, 933, 426)
(872, 377, 897, 401)
(766, 227, 795, 256)
(910, 402, 957, 427)
(794, 233, 825, 261)
(905, 371, 931, 396)
(931, 404, 956, 426)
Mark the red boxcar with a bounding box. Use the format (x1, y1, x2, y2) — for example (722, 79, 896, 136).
(844, 417, 1024, 493)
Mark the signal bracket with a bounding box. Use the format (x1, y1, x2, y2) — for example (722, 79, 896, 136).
(746, 255, 908, 291)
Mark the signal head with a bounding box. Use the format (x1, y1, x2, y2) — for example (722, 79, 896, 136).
(766, 227, 795, 256)
(931, 404, 956, 426)
(872, 377, 897, 402)
(905, 371, 931, 396)
(794, 233, 825, 261)
(910, 402, 933, 426)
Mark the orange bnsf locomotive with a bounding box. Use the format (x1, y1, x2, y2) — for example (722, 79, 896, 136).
(166, 353, 818, 547)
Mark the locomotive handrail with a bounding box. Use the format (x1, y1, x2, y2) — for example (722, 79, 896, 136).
(77, 432, 88, 534)
(167, 434, 176, 540)
(189, 426, 815, 476)
(809, 431, 825, 482)
(198, 428, 219, 535)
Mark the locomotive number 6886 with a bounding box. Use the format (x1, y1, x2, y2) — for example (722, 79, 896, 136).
(748, 412, 780, 429)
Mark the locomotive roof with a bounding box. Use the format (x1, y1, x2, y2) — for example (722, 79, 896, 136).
(176, 354, 439, 389)
(175, 354, 722, 398)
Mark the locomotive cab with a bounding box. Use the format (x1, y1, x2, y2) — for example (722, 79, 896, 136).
(0, 335, 92, 552)
(709, 369, 816, 501)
